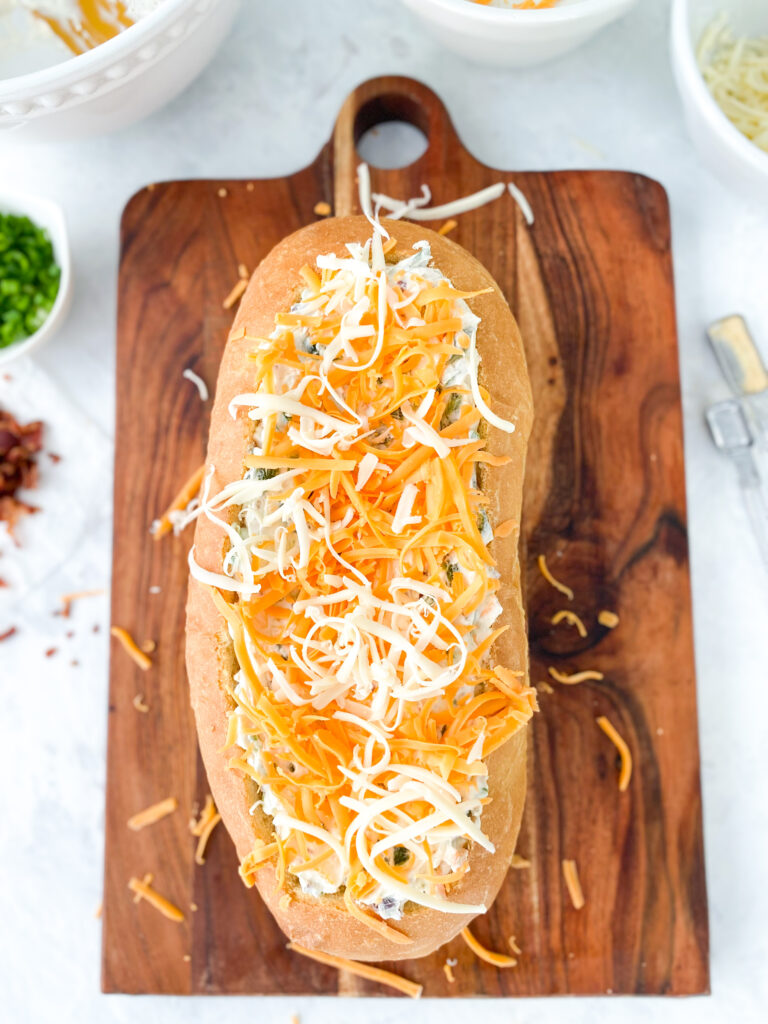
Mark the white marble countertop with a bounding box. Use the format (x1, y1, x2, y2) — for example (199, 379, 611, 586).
(1, 1, 767, 1021)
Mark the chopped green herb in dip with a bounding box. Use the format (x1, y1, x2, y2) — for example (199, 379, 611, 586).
(0, 213, 60, 350)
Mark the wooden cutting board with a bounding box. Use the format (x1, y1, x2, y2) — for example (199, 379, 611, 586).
(102, 76, 709, 998)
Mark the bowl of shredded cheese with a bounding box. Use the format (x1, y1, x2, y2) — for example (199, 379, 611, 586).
(0, 0, 240, 143)
(400, 0, 640, 67)
(672, 0, 768, 197)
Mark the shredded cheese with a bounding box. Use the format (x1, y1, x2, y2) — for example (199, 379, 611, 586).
(698, 13, 768, 153)
(128, 875, 185, 922)
(561, 859, 585, 910)
(548, 667, 604, 685)
(189, 794, 222, 864)
(461, 926, 518, 967)
(314, 201, 332, 217)
(127, 797, 178, 831)
(443, 958, 457, 983)
(510, 853, 531, 869)
(537, 554, 574, 600)
(598, 609, 619, 629)
(596, 715, 632, 792)
(132, 693, 150, 713)
(152, 464, 206, 540)
(110, 626, 152, 671)
(551, 609, 587, 638)
(58, 588, 104, 617)
(287, 942, 423, 998)
(183, 368, 209, 400)
(507, 182, 535, 225)
(223, 278, 248, 310)
(438, 219, 458, 236)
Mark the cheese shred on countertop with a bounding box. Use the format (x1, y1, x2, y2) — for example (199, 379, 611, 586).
(537, 554, 574, 600)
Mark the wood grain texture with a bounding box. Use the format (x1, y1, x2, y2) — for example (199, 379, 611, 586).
(102, 76, 708, 997)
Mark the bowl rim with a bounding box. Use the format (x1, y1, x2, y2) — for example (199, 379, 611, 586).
(0, 189, 73, 366)
(671, 0, 768, 179)
(0, 0, 198, 96)
(401, 0, 638, 23)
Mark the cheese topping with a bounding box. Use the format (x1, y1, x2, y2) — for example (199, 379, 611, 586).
(188, 182, 536, 926)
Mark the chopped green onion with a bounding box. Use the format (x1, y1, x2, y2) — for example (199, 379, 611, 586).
(0, 213, 60, 350)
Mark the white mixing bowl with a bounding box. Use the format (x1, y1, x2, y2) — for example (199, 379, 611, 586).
(671, 0, 768, 201)
(400, 0, 640, 68)
(0, 0, 241, 143)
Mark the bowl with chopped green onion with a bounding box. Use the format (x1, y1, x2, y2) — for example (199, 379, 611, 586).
(0, 190, 71, 364)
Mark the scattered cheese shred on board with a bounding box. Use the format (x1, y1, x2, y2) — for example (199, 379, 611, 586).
(287, 943, 423, 999)
(127, 797, 178, 831)
(698, 13, 768, 153)
(461, 926, 518, 967)
(510, 853, 531, 869)
(537, 554, 574, 600)
(182, 368, 209, 400)
(443, 958, 457, 983)
(598, 609, 619, 629)
(508, 936, 522, 955)
(223, 278, 248, 311)
(110, 626, 152, 671)
(562, 859, 585, 910)
(152, 464, 205, 540)
(189, 793, 222, 864)
(314, 201, 332, 217)
(438, 219, 458, 236)
(551, 609, 588, 638)
(548, 666, 604, 685)
(128, 875, 185, 922)
(132, 693, 150, 713)
(537, 680, 554, 695)
(596, 715, 633, 792)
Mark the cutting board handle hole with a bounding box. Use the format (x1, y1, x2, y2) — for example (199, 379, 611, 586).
(354, 94, 429, 170)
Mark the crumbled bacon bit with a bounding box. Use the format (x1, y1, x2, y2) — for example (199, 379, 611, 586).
(48, 452, 62, 464)
(45, 646, 58, 657)
(0, 626, 17, 642)
(0, 410, 44, 539)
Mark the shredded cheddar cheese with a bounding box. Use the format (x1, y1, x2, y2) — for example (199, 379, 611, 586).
(561, 859, 585, 910)
(551, 609, 587, 638)
(127, 797, 178, 831)
(461, 926, 518, 967)
(187, 163, 536, 930)
(223, 278, 248, 311)
(598, 609, 619, 629)
(132, 693, 150, 713)
(110, 626, 152, 671)
(537, 554, 573, 600)
(548, 667, 604, 685)
(190, 794, 222, 865)
(510, 853, 531, 869)
(596, 715, 632, 792)
(287, 942, 423, 998)
(438, 219, 458, 236)
(314, 201, 332, 217)
(443, 957, 457, 983)
(128, 875, 185, 923)
(152, 464, 206, 540)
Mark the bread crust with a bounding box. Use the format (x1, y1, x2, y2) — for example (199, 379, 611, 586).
(185, 216, 533, 961)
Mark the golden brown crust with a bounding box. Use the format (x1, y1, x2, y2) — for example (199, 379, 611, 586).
(185, 216, 533, 961)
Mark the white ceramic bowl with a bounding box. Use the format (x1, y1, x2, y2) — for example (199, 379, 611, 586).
(400, 0, 639, 68)
(0, 0, 241, 143)
(671, 0, 768, 200)
(0, 190, 72, 366)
